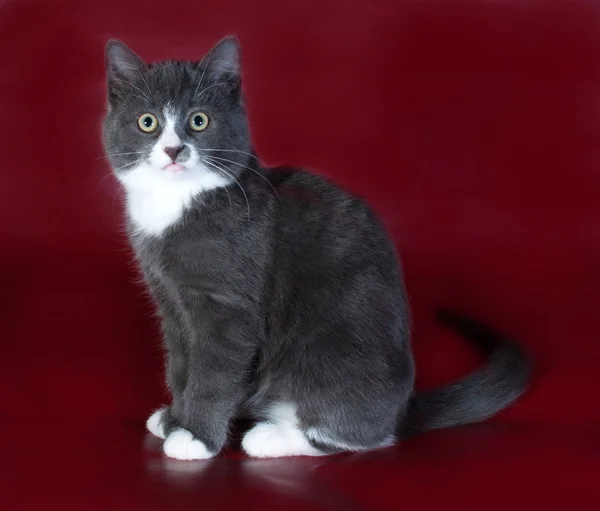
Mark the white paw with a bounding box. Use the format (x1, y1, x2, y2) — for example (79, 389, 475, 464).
(146, 408, 167, 439)
(163, 428, 214, 460)
(242, 422, 323, 458)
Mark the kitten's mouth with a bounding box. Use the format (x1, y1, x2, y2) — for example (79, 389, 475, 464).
(164, 162, 185, 173)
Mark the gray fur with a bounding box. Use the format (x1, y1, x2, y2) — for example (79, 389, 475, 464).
(102, 36, 531, 456)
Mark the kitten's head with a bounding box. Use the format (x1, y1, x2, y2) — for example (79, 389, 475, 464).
(102, 36, 249, 192)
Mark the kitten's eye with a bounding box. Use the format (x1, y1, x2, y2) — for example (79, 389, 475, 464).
(137, 113, 159, 133)
(188, 112, 209, 132)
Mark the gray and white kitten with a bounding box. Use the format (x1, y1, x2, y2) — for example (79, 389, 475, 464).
(102, 36, 530, 460)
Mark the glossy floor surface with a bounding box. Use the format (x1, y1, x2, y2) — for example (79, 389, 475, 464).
(1, 0, 599, 509)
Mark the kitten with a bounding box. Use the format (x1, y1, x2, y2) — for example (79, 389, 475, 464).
(102, 36, 530, 460)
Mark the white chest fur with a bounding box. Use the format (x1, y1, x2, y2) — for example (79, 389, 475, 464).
(120, 163, 228, 236)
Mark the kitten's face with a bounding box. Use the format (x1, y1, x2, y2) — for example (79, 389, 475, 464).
(103, 37, 249, 192)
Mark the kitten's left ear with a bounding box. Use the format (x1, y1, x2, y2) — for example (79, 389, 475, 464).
(202, 35, 242, 87)
(105, 40, 147, 97)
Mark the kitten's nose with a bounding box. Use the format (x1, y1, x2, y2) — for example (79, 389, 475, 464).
(164, 146, 183, 162)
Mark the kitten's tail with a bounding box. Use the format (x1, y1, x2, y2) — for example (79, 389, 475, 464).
(400, 309, 531, 439)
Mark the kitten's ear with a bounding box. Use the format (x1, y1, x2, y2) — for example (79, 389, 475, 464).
(105, 40, 147, 96)
(202, 35, 241, 87)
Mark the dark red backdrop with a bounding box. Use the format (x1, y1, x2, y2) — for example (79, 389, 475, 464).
(1, 0, 598, 509)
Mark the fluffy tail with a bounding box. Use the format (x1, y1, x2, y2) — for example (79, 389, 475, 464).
(400, 309, 531, 439)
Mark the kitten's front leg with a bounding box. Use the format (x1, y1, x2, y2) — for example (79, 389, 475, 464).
(162, 298, 258, 460)
(162, 312, 189, 413)
(146, 308, 188, 440)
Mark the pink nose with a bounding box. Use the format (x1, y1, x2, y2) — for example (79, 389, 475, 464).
(164, 146, 183, 161)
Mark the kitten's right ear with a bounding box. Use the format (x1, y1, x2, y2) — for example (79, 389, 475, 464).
(202, 36, 241, 81)
(105, 40, 147, 95)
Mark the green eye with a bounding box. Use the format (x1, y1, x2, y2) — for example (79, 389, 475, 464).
(189, 112, 209, 131)
(137, 113, 158, 133)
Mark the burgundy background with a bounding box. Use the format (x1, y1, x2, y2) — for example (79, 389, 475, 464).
(1, 0, 599, 509)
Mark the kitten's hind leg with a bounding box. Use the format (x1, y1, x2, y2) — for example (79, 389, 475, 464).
(242, 401, 397, 458)
(242, 402, 326, 458)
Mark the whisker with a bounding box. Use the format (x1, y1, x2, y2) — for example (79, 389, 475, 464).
(203, 155, 281, 204)
(131, 93, 151, 103)
(201, 159, 250, 220)
(199, 159, 233, 212)
(93, 169, 118, 192)
(111, 181, 125, 225)
(115, 157, 145, 171)
(193, 82, 228, 100)
(191, 47, 235, 98)
(119, 64, 153, 99)
(136, 68, 152, 99)
(119, 79, 150, 101)
(199, 148, 265, 164)
(90, 151, 145, 163)
(193, 58, 211, 99)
